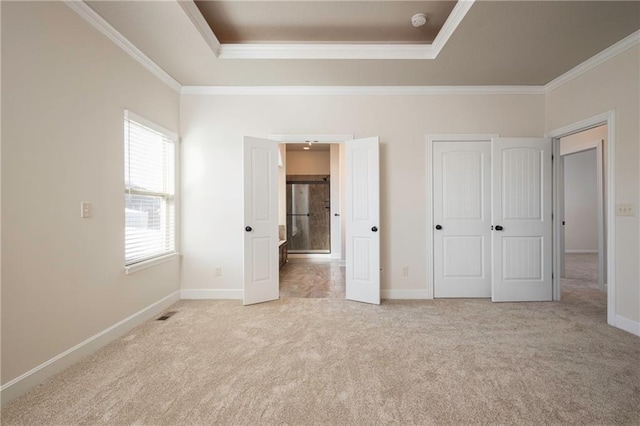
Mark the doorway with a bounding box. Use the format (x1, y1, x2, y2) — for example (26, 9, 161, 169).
(258, 134, 380, 304)
(548, 111, 615, 326)
(285, 143, 332, 254)
(281, 141, 344, 298)
(558, 124, 606, 294)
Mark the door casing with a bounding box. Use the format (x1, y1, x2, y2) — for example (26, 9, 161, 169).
(547, 110, 616, 326)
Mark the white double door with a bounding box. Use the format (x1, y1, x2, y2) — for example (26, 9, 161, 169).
(243, 136, 380, 306)
(433, 138, 552, 302)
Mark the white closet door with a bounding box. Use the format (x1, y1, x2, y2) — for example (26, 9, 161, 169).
(433, 142, 492, 298)
(243, 136, 279, 305)
(491, 138, 553, 302)
(345, 137, 380, 305)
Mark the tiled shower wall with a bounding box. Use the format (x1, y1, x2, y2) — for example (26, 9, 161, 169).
(286, 175, 330, 252)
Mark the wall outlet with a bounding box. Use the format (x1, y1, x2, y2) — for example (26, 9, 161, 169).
(402, 267, 409, 277)
(214, 267, 222, 276)
(616, 203, 635, 217)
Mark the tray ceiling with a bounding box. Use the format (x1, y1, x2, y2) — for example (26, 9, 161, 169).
(194, 1, 457, 44)
(83, 1, 640, 87)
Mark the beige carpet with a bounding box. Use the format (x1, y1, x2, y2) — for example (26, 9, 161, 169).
(3, 259, 639, 425)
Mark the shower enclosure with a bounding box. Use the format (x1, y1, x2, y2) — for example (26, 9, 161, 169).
(286, 175, 330, 253)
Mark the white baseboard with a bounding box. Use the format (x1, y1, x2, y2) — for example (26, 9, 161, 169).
(565, 249, 598, 254)
(288, 253, 331, 259)
(382, 289, 432, 300)
(181, 289, 243, 300)
(615, 314, 640, 337)
(0, 290, 180, 405)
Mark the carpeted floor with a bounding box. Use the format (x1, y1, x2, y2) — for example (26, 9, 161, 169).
(2, 255, 639, 425)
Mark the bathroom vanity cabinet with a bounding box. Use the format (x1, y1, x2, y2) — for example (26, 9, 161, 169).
(279, 240, 288, 269)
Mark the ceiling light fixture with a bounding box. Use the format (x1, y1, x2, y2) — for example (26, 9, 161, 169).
(411, 13, 427, 28)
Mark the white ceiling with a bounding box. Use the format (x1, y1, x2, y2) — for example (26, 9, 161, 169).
(85, 1, 640, 87)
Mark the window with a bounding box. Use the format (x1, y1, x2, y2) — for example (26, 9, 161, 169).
(124, 110, 176, 269)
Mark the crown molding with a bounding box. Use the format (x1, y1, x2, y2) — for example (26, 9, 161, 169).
(177, 0, 221, 57)
(432, 0, 474, 55)
(218, 43, 437, 60)
(63, 0, 182, 93)
(181, 0, 475, 60)
(545, 29, 640, 94)
(181, 85, 545, 96)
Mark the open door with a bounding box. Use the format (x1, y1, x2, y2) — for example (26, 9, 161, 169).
(491, 138, 553, 302)
(243, 136, 279, 305)
(345, 137, 380, 304)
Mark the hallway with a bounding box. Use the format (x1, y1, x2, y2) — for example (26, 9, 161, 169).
(279, 258, 345, 299)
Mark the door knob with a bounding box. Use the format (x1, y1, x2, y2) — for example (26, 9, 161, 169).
(245, 226, 252, 232)
(435, 224, 443, 230)
(371, 226, 378, 232)
(495, 225, 504, 231)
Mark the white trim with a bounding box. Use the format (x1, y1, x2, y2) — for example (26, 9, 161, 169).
(63, 1, 182, 93)
(565, 249, 599, 254)
(614, 315, 640, 337)
(547, 110, 616, 327)
(381, 290, 431, 300)
(219, 43, 437, 60)
(269, 134, 354, 143)
(176, 0, 221, 56)
(124, 110, 178, 140)
(288, 253, 332, 259)
(431, 0, 475, 58)
(545, 30, 640, 94)
(425, 134, 499, 300)
(125, 253, 180, 275)
(560, 138, 603, 156)
(182, 0, 474, 60)
(181, 289, 243, 300)
(181, 85, 545, 96)
(0, 291, 181, 405)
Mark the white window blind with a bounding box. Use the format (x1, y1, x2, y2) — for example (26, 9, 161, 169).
(124, 111, 176, 267)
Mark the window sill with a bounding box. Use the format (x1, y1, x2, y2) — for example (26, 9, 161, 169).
(125, 253, 180, 275)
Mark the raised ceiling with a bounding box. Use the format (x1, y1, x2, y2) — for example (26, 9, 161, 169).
(194, 1, 457, 44)
(84, 1, 640, 87)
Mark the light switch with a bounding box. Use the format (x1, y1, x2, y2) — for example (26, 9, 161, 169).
(81, 202, 92, 219)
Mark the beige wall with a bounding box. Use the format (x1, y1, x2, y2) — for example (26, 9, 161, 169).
(286, 150, 331, 175)
(180, 94, 545, 295)
(1, 1, 180, 389)
(564, 150, 598, 251)
(546, 46, 640, 323)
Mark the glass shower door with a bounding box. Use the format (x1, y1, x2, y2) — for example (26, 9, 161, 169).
(286, 177, 330, 253)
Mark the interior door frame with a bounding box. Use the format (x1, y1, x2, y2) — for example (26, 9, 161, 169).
(559, 139, 605, 291)
(426, 134, 498, 299)
(270, 133, 353, 264)
(547, 110, 616, 326)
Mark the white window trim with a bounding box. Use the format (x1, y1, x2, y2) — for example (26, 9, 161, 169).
(125, 252, 180, 275)
(124, 110, 180, 272)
